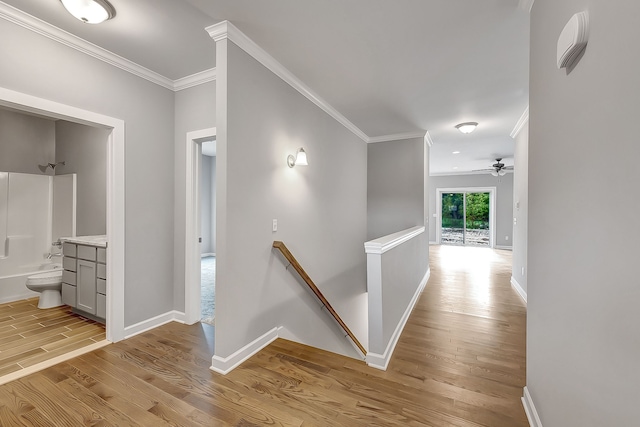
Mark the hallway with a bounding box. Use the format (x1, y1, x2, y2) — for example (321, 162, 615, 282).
(0, 245, 527, 426)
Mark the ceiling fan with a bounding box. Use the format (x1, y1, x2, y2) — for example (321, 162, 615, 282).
(475, 158, 514, 176)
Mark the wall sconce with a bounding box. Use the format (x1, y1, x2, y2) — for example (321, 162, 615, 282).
(287, 148, 308, 168)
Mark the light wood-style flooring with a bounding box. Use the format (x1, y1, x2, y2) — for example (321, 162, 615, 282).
(0, 245, 527, 426)
(0, 298, 105, 378)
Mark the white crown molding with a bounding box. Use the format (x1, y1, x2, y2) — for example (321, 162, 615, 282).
(207, 20, 370, 143)
(510, 106, 530, 138)
(0, 1, 175, 90)
(0, 2, 218, 92)
(174, 68, 217, 91)
(518, 0, 535, 13)
(368, 131, 426, 144)
(430, 170, 514, 177)
(425, 131, 434, 147)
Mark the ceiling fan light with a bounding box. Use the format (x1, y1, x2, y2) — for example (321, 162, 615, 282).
(60, 0, 116, 24)
(455, 122, 478, 134)
(498, 169, 507, 176)
(491, 170, 499, 177)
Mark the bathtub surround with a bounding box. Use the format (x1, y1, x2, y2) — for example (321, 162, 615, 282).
(0, 171, 76, 304)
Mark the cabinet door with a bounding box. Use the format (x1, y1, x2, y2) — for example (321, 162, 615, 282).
(77, 259, 97, 315)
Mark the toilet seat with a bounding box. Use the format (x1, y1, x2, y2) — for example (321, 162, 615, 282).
(26, 269, 63, 286)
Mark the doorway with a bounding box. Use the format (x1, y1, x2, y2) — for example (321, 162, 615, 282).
(184, 127, 217, 325)
(436, 187, 496, 248)
(200, 140, 216, 325)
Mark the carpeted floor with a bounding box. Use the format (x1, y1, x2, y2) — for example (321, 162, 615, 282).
(201, 256, 215, 325)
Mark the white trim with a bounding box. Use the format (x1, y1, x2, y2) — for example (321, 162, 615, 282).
(364, 226, 425, 255)
(511, 106, 530, 138)
(0, 2, 174, 90)
(368, 132, 425, 144)
(511, 276, 527, 304)
(174, 68, 217, 91)
(518, 0, 535, 13)
(201, 252, 216, 258)
(206, 20, 369, 143)
(367, 268, 430, 370)
(211, 327, 280, 375)
(429, 241, 438, 245)
(430, 170, 514, 177)
(0, 86, 126, 343)
(435, 187, 497, 248)
(124, 311, 185, 339)
(522, 386, 543, 427)
(0, 2, 217, 92)
(0, 339, 110, 386)
(185, 128, 217, 325)
(425, 131, 434, 148)
(495, 245, 513, 250)
(0, 292, 37, 304)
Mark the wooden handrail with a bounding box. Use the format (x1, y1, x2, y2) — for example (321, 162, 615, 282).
(272, 241, 366, 357)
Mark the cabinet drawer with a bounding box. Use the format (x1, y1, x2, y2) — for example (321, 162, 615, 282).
(77, 245, 96, 261)
(97, 278, 106, 295)
(62, 242, 76, 257)
(97, 247, 106, 264)
(97, 263, 107, 280)
(62, 283, 76, 308)
(96, 293, 106, 319)
(62, 257, 76, 272)
(62, 270, 76, 286)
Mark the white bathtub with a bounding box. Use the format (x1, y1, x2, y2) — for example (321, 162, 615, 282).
(0, 261, 62, 304)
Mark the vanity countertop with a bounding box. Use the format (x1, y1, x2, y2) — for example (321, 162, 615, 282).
(60, 235, 108, 248)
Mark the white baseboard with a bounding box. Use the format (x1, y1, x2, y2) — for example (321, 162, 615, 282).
(0, 292, 37, 305)
(495, 245, 513, 250)
(201, 253, 216, 258)
(429, 241, 438, 245)
(211, 326, 280, 375)
(366, 267, 430, 371)
(522, 386, 543, 427)
(124, 310, 185, 339)
(511, 276, 527, 304)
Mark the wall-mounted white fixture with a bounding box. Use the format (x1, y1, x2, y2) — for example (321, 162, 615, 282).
(60, 0, 116, 24)
(557, 11, 589, 69)
(287, 148, 308, 168)
(455, 122, 478, 134)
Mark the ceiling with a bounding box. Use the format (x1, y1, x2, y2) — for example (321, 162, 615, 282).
(2, 0, 530, 175)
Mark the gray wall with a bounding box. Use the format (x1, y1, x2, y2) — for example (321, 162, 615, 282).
(512, 121, 528, 294)
(0, 18, 175, 327)
(528, 1, 640, 425)
(55, 120, 109, 236)
(367, 138, 426, 240)
(200, 154, 216, 255)
(215, 40, 368, 358)
(173, 81, 216, 312)
(428, 173, 513, 247)
(0, 108, 55, 175)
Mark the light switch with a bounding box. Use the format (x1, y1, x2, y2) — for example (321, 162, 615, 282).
(272, 219, 278, 232)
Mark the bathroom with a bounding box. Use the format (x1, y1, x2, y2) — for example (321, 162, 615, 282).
(0, 105, 109, 378)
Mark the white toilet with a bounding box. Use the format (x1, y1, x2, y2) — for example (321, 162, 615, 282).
(26, 268, 64, 309)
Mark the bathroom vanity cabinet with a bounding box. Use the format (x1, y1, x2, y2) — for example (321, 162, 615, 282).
(61, 236, 107, 324)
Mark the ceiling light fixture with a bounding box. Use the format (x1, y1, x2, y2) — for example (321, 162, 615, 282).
(287, 147, 308, 168)
(455, 122, 478, 134)
(452, 151, 461, 154)
(60, 0, 116, 24)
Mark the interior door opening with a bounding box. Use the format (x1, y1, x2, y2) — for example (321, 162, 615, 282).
(200, 140, 216, 325)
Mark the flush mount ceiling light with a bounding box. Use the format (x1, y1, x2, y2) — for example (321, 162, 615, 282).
(287, 147, 308, 168)
(455, 122, 478, 134)
(60, 0, 116, 24)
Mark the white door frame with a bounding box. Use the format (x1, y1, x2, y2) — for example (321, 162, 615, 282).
(0, 87, 126, 342)
(184, 127, 216, 325)
(436, 187, 496, 248)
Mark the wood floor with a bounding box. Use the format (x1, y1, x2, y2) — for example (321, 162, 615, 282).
(0, 245, 527, 426)
(0, 298, 105, 379)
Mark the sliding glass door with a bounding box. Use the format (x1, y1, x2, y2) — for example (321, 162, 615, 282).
(441, 192, 490, 247)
